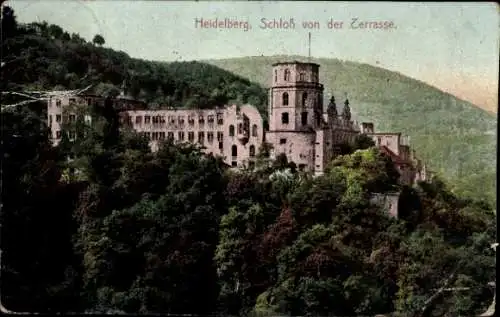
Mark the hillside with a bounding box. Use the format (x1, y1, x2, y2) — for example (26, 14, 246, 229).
(1, 17, 495, 203)
(1, 22, 267, 113)
(2, 8, 496, 316)
(205, 56, 497, 203)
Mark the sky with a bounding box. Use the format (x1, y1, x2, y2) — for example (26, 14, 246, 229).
(7, 0, 499, 112)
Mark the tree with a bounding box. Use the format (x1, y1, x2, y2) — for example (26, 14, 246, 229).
(92, 34, 105, 46)
(48, 24, 64, 39)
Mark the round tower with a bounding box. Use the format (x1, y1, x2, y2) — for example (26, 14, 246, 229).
(268, 61, 324, 131)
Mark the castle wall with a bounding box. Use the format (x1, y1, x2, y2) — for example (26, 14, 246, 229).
(370, 192, 400, 218)
(266, 130, 316, 172)
(366, 133, 401, 155)
(314, 128, 334, 176)
(124, 104, 264, 168)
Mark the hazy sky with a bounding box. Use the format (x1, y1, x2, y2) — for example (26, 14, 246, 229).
(7, 0, 499, 111)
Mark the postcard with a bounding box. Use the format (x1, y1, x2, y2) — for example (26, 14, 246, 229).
(1, 1, 497, 316)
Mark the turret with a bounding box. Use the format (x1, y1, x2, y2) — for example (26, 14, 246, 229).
(342, 98, 351, 121)
(326, 95, 337, 117)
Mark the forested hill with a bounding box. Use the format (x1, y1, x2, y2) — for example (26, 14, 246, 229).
(1, 8, 496, 317)
(2, 17, 496, 203)
(1, 21, 267, 112)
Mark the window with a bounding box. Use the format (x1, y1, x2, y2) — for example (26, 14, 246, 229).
(207, 132, 214, 143)
(69, 114, 76, 123)
(168, 132, 174, 140)
(168, 116, 175, 125)
(217, 113, 223, 125)
(248, 161, 255, 168)
(282, 92, 289, 106)
(378, 137, 382, 145)
(299, 72, 305, 81)
(69, 98, 76, 104)
(199, 115, 205, 125)
(188, 116, 195, 126)
(280, 138, 287, 144)
(301, 112, 308, 125)
(238, 123, 243, 134)
(274, 70, 277, 82)
(145, 116, 151, 124)
(87, 98, 92, 106)
(302, 92, 308, 107)
(252, 124, 258, 137)
(249, 145, 256, 157)
(49, 115, 53, 125)
(68, 131, 76, 140)
(207, 115, 214, 124)
(231, 161, 237, 167)
(135, 116, 142, 124)
(281, 112, 289, 124)
(217, 132, 223, 142)
(231, 145, 237, 157)
(229, 125, 235, 136)
(188, 131, 194, 142)
(56, 131, 62, 139)
(56, 99, 62, 107)
(178, 131, 185, 141)
(198, 132, 204, 143)
(284, 68, 290, 81)
(146, 132, 151, 140)
(56, 114, 62, 123)
(299, 164, 306, 171)
(219, 142, 223, 149)
(178, 116, 185, 126)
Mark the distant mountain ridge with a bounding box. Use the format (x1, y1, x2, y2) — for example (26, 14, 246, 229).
(204, 55, 497, 203)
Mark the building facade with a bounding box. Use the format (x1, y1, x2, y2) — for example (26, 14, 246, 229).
(47, 60, 428, 186)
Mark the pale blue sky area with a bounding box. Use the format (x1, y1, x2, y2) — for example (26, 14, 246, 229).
(7, 0, 499, 109)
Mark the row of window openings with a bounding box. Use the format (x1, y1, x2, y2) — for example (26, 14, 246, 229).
(143, 131, 256, 157)
(281, 92, 310, 107)
(54, 98, 92, 107)
(129, 114, 224, 126)
(280, 112, 310, 125)
(50, 114, 77, 124)
(54, 130, 76, 139)
(275, 70, 318, 82)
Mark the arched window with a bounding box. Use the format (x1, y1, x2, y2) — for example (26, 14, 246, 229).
(252, 124, 258, 137)
(274, 70, 277, 82)
(231, 145, 237, 157)
(229, 125, 235, 136)
(284, 69, 290, 81)
(302, 92, 308, 107)
(282, 92, 289, 106)
(249, 145, 255, 157)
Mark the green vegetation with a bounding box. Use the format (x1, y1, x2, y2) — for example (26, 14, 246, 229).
(1, 8, 496, 316)
(206, 56, 497, 204)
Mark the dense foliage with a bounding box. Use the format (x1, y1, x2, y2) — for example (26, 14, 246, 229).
(1, 8, 496, 316)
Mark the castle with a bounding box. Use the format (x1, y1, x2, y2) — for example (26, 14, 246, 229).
(47, 61, 429, 204)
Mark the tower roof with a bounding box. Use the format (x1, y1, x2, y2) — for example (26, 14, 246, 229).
(272, 61, 320, 67)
